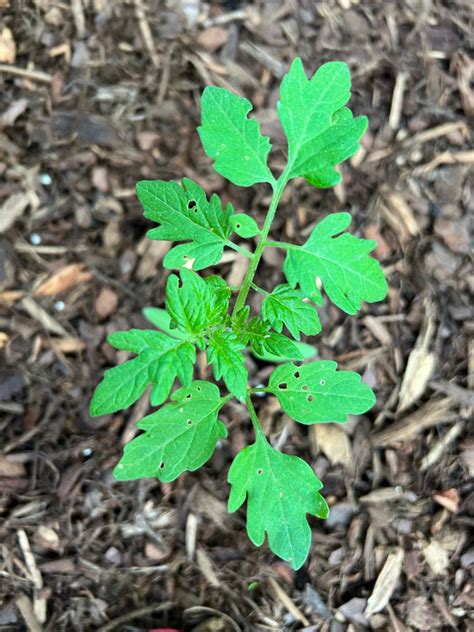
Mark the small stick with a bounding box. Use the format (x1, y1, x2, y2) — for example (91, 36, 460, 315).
(389, 71, 408, 130)
(0, 64, 53, 84)
(134, 0, 160, 69)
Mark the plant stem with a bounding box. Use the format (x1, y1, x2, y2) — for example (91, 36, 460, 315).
(232, 171, 290, 317)
(245, 394, 265, 438)
(265, 240, 300, 251)
(224, 240, 254, 259)
(250, 282, 268, 296)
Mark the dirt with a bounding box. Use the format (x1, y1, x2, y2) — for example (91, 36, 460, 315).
(0, 1, 473, 631)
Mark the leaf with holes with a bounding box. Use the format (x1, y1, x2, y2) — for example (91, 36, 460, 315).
(114, 381, 227, 482)
(166, 268, 230, 337)
(284, 213, 387, 315)
(137, 177, 235, 270)
(207, 330, 247, 401)
(278, 58, 367, 188)
(261, 284, 321, 340)
(198, 86, 274, 187)
(268, 361, 375, 424)
(228, 434, 329, 569)
(90, 330, 195, 415)
(229, 214, 259, 238)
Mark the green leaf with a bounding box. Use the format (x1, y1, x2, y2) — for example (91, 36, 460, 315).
(166, 268, 230, 335)
(268, 360, 376, 424)
(228, 434, 329, 569)
(245, 317, 302, 361)
(143, 307, 188, 340)
(136, 177, 233, 270)
(198, 86, 274, 187)
(283, 213, 387, 315)
(252, 340, 318, 364)
(114, 381, 227, 482)
(261, 284, 321, 340)
(278, 58, 367, 188)
(207, 330, 248, 401)
(229, 214, 259, 238)
(90, 330, 196, 415)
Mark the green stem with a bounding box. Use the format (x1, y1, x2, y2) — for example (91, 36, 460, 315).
(224, 240, 254, 259)
(245, 394, 265, 438)
(232, 171, 290, 317)
(265, 240, 300, 251)
(250, 282, 269, 296)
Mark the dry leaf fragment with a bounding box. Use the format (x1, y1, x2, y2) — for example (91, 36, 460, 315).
(423, 539, 450, 576)
(398, 300, 437, 412)
(451, 51, 474, 117)
(35, 263, 93, 296)
(0, 27, 16, 63)
(0, 192, 30, 233)
(380, 189, 419, 246)
(313, 424, 352, 466)
(197, 26, 229, 51)
(365, 548, 404, 616)
(433, 488, 459, 513)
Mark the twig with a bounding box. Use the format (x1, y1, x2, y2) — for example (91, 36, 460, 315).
(134, 0, 160, 69)
(389, 71, 408, 130)
(0, 64, 53, 84)
(97, 602, 175, 632)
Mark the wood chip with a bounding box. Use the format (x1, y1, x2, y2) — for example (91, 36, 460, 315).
(0, 27, 16, 63)
(15, 593, 42, 632)
(380, 189, 419, 245)
(420, 422, 464, 471)
(313, 424, 352, 466)
(20, 296, 68, 336)
(34, 263, 93, 296)
(423, 539, 450, 576)
(269, 577, 310, 627)
(196, 547, 220, 587)
(95, 287, 119, 319)
(0, 192, 30, 233)
(18, 529, 46, 624)
(397, 299, 437, 412)
(371, 398, 454, 447)
(365, 548, 404, 617)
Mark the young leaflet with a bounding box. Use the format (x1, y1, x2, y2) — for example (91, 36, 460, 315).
(90, 58, 387, 570)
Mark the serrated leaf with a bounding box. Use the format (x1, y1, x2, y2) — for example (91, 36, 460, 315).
(284, 213, 387, 315)
(136, 177, 233, 270)
(114, 381, 227, 482)
(166, 268, 230, 335)
(143, 307, 188, 340)
(245, 317, 302, 361)
(90, 357, 150, 417)
(228, 434, 329, 569)
(261, 284, 321, 340)
(90, 330, 196, 415)
(252, 340, 318, 364)
(229, 214, 259, 238)
(207, 330, 247, 401)
(268, 361, 375, 424)
(198, 86, 274, 187)
(278, 58, 367, 188)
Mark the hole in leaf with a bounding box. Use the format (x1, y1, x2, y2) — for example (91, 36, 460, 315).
(294, 371, 300, 378)
(320, 380, 326, 386)
(196, 386, 201, 391)
(186, 419, 192, 426)
(236, 223, 241, 229)
(307, 394, 314, 402)
(278, 383, 288, 390)
(159, 461, 165, 469)
(187, 200, 196, 209)
(257, 468, 263, 475)
(185, 394, 192, 400)
(302, 384, 308, 391)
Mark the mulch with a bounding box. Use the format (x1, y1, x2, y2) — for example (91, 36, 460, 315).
(0, 1, 473, 630)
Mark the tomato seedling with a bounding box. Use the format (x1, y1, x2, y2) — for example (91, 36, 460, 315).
(91, 58, 387, 569)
